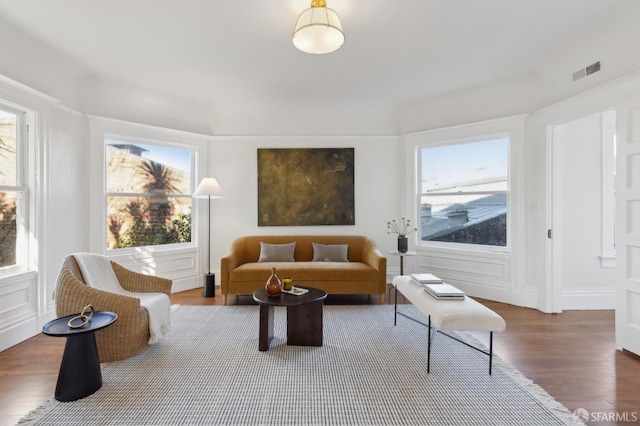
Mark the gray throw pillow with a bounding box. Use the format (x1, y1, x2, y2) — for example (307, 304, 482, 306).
(258, 242, 296, 262)
(312, 242, 349, 262)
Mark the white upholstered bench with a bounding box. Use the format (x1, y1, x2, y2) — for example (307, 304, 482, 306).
(392, 275, 506, 374)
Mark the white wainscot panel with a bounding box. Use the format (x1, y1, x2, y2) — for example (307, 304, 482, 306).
(629, 201, 640, 234)
(140, 252, 196, 277)
(630, 153, 640, 188)
(0, 272, 39, 351)
(109, 247, 200, 293)
(562, 288, 616, 310)
(631, 107, 640, 142)
(628, 291, 640, 328)
(415, 248, 511, 303)
(629, 246, 640, 281)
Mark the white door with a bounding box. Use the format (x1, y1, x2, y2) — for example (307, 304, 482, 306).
(615, 94, 640, 356)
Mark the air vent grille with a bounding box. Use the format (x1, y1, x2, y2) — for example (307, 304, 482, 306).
(573, 61, 601, 82)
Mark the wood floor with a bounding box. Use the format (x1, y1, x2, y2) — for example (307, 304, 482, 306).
(1, 286, 638, 426)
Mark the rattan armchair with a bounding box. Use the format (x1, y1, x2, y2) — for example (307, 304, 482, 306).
(55, 254, 173, 362)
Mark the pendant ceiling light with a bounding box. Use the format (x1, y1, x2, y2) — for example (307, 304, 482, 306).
(293, 0, 344, 54)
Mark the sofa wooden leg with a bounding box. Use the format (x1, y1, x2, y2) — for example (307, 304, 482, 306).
(223, 294, 227, 305)
(380, 294, 384, 305)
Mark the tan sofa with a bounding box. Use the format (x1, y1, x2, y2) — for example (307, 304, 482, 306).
(220, 235, 387, 305)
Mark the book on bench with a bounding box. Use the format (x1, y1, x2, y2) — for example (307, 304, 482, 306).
(423, 283, 465, 300)
(410, 273, 443, 284)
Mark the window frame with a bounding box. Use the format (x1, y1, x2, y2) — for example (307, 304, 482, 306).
(104, 134, 197, 253)
(0, 101, 32, 276)
(415, 133, 512, 253)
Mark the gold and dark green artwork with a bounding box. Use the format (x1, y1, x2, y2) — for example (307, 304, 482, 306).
(258, 148, 355, 226)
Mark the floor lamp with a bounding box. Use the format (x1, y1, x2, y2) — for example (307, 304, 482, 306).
(192, 177, 225, 297)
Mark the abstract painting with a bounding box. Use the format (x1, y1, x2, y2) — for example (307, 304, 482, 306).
(258, 148, 355, 226)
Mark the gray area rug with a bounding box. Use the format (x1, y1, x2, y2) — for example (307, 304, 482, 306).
(21, 305, 583, 425)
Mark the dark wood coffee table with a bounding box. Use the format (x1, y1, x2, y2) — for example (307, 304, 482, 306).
(252, 287, 327, 351)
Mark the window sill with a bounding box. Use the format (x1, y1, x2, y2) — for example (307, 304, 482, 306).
(0, 269, 37, 285)
(416, 244, 510, 261)
(599, 256, 616, 268)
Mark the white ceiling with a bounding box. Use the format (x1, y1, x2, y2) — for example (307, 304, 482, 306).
(0, 0, 638, 135)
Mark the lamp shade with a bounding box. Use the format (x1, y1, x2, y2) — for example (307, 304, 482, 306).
(192, 178, 225, 199)
(293, 1, 344, 54)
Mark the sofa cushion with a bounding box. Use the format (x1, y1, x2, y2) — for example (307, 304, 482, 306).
(235, 235, 371, 262)
(258, 242, 296, 262)
(230, 261, 379, 282)
(312, 242, 349, 262)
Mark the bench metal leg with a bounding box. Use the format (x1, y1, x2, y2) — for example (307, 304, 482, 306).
(395, 305, 495, 375)
(427, 315, 431, 373)
(431, 329, 495, 375)
(489, 331, 493, 375)
(394, 284, 398, 326)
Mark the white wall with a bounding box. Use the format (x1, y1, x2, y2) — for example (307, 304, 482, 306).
(44, 105, 91, 313)
(0, 79, 91, 352)
(208, 136, 402, 277)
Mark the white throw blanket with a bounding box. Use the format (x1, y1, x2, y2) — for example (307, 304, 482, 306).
(73, 252, 171, 344)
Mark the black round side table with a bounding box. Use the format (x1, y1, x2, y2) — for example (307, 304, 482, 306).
(42, 311, 117, 401)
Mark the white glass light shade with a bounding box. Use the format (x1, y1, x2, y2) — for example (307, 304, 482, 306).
(293, 4, 344, 54)
(192, 178, 224, 198)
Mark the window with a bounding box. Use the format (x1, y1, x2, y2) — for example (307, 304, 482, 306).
(105, 139, 193, 250)
(0, 104, 28, 272)
(418, 137, 509, 248)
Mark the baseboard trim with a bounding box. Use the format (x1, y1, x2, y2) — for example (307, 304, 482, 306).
(0, 316, 38, 352)
(171, 276, 204, 293)
(510, 289, 538, 309)
(561, 289, 615, 310)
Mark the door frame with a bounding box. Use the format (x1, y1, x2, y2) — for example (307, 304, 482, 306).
(534, 72, 640, 314)
(546, 111, 617, 312)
